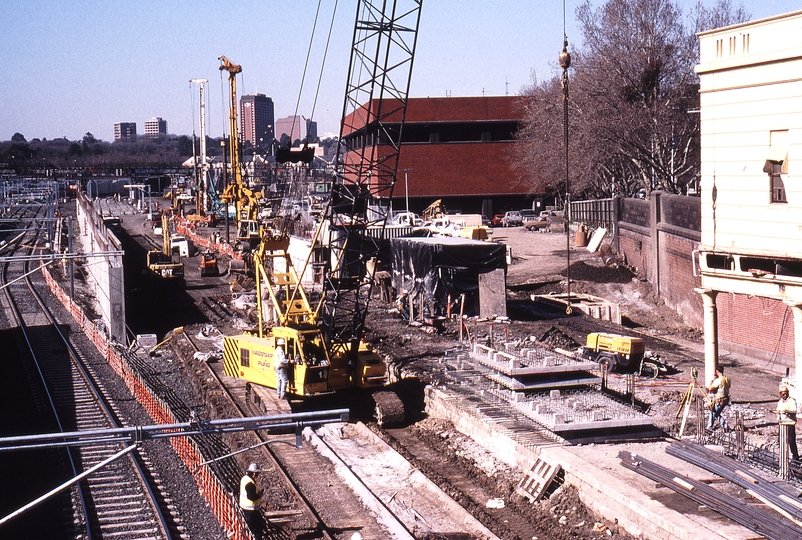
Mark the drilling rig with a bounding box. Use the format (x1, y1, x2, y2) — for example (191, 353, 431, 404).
(222, 0, 422, 423)
(218, 56, 263, 247)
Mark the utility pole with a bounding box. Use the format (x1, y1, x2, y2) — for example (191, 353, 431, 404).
(402, 168, 414, 215)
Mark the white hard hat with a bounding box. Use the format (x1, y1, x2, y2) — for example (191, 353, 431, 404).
(247, 462, 260, 473)
(276, 338, 285, 346)
(350, 534, 363, 540)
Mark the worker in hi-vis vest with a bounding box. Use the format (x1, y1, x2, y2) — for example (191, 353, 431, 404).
(240, 462, 263, 535)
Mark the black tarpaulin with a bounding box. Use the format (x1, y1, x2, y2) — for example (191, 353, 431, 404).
(391, 236, 507, 317)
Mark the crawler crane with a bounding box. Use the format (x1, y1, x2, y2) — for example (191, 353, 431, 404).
(222, 0, 422, 424)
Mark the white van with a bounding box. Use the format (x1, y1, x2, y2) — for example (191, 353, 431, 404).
(170, 235, 193, 257)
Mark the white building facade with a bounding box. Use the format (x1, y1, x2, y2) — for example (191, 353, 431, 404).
(695, 10, 802, 382)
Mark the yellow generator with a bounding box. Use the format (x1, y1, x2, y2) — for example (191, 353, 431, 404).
(583, 332, 645, 372)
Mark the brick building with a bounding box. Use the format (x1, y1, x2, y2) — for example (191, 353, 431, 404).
(341, 96, 535, 218)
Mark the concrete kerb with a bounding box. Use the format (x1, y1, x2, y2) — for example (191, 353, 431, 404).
(303, 425, 415, 540)
(423, 384, 756, 540)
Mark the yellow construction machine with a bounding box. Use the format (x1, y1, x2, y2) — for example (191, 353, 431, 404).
(146, 213, 185, 284)
(582, 332, 645, 372)
(222, 231, 401, 421)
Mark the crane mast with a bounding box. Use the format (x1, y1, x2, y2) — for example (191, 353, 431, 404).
(218, 56, 245, 227)
(321, 0, 423, 358)
(189, 78, 209, 214)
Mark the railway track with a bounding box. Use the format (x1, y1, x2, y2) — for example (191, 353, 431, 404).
(0, 211, 177, 539)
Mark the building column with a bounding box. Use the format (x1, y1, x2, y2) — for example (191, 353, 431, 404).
(695, 288, 719, 385)
(787, 303, 802, 383)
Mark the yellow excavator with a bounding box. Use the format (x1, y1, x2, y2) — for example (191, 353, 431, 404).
(146, 213, 185, 284)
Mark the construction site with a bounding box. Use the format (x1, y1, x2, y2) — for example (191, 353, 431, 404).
(3, 3, 802, 540)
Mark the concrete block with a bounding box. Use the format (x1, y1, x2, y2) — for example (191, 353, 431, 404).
(137, 333, 158, 349)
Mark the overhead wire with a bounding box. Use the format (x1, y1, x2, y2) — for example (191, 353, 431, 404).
(309, 0, 339, 124)
(290, 0, 324, 142)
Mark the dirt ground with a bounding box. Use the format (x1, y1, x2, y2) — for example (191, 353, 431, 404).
(359, 226, 797, 539)
(71, 205, 795, 539)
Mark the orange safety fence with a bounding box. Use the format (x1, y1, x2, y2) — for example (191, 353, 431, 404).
(40, 265, 253, 540)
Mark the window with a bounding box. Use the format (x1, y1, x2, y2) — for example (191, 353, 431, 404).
(481, 131, 491, 142)
(765, 130, 789, 204)
(429, 133, 440, 143)
(770, 168, 787, 203)
(240, 348, 250, 368)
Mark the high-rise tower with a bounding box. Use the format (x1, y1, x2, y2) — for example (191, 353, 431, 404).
(240, 94, 275, 153)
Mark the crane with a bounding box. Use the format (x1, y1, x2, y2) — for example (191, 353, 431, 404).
(218, 56, 262, 246)
(222, 0, 422, 424)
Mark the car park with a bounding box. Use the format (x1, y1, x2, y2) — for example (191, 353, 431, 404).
(502, 210, 523, 227)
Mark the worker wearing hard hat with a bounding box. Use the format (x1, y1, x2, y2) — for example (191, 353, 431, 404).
(274, 338, 289, 399)
(776, 385, 799, 461)
(240, 462, 263, 535)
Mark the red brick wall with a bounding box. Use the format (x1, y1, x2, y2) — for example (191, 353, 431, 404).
(618, 228, 652, 279)
(399, 143, 522, 197)
(717, 293, 795, 366)
(658, 232, 703, 328)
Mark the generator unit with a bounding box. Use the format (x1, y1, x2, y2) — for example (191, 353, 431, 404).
(582, 332, 645, 372)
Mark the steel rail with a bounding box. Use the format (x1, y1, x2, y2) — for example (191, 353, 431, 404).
(2, 224, 174, 539)
(666, 441, 802, 520)
(22, 256, 174, 539)
(181, 330, 336, 539)
(618, 451, 802, 540)
(0, 207, 94, 537)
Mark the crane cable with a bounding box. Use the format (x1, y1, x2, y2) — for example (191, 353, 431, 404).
(278, 0, 339, 238)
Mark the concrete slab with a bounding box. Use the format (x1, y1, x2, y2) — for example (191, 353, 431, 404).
(424, 385, 761, 540)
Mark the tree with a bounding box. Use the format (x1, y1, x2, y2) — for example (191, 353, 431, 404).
(83, 132, 97, 144)
(515, 0, 749, 199)
(11, 132, 26, 142)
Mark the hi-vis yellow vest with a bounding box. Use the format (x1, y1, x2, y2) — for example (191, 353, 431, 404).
(239, 475, 259, 511)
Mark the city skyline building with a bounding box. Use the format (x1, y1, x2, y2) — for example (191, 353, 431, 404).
(144, 117, 167, 138)
(114, 122, 137, 140)
(275, 115, 317, 145)
(240, 94, 275, 154)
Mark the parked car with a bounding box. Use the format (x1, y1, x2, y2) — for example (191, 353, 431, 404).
(491, 214, 505, 227)
(520, 209, 538, 224)
(502, 210, 523, 227)
(524, 210, 558, 231)
(392, 211, 422, 226)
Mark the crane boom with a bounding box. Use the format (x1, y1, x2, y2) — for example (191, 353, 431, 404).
(321, 0, 423, 357)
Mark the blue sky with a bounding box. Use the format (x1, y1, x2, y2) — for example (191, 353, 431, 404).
(1, 0, 799, 143)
